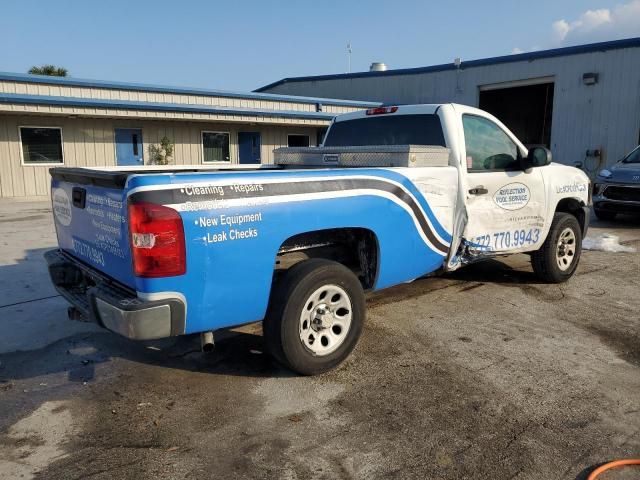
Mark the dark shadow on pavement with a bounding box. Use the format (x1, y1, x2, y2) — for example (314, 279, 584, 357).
(445, 257, 540, 284)
(590, 211, 640, 230)
(0, 246, 570, 386)
(0, 326, 293, 387)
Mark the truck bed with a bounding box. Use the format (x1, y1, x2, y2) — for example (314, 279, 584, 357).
(49, 160, 458, 333)
(50, 164, 280, 188)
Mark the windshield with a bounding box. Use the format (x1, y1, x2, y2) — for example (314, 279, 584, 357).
(323, 114, 446, 147)
(622, 146, 640, 164)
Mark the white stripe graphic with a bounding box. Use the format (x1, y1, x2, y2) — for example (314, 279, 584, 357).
(127, 173, 451, 248)
(167, 189, 448, 255)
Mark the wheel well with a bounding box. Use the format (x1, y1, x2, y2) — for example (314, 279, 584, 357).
(276, 228, 379, 290)
(555, 198, 586, 231)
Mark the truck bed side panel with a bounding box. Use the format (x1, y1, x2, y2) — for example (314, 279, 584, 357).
(127, 168, 457, 333)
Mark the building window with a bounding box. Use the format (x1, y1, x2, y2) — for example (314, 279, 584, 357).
(287, 134, 310, 147)
(20, 127, 63, 164)
(202, 131, 230, 162)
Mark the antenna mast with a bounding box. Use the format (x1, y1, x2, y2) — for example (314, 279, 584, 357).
(347, 42, 352, 73)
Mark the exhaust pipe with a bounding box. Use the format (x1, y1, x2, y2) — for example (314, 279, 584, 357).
(201, 331, 215, 352)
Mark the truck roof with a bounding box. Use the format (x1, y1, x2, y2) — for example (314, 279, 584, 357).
(333, 103, 485, 122)
(333, 104, 440, 122)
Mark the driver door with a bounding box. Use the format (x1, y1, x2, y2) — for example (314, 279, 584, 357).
(461, 114, 546, 254)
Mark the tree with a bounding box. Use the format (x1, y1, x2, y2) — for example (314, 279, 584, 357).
(149, 136, 175, 165)
(28, 65, 68, 77)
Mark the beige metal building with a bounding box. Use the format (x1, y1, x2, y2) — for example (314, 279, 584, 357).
(0, 72, 378, 198)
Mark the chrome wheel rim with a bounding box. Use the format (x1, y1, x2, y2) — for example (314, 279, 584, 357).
(299, 284, 352, 356)
(556, 227, 576, 271)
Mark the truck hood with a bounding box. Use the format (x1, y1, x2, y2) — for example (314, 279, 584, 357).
(547, 162, 590, 183)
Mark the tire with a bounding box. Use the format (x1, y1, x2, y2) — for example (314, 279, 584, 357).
(531, 212, 582, 283)
(263, 259, 365, 375)
(594, 208, 617, 221)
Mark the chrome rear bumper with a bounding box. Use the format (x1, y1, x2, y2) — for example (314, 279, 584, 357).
(45, 249, 185, 340)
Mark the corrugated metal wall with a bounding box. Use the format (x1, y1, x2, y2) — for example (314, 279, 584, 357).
(0, 115, 317, 197)
(262, 47, 640, 169)
(0, 102, 329, 126)
(0, 79, 359, 116)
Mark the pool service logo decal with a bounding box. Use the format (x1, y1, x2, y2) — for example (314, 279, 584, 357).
(493, 183, 530, 211)
(52, 188, 72, 226)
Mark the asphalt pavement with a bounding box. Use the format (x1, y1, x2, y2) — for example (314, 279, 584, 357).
(0, 200, 639, 480)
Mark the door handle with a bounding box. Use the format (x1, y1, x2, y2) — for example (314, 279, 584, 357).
(469, 186, 489, 195)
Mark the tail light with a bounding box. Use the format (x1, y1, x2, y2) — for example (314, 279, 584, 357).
(128, 202, 186, 277)
(366, 106, 398, 115)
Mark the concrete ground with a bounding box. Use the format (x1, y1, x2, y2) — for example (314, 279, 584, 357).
(0, 199, 639, 480)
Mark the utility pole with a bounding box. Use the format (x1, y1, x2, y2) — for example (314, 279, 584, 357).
(347, 42, 352, 73)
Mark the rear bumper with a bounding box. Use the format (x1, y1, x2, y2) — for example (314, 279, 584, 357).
(45, 249, 185, 340)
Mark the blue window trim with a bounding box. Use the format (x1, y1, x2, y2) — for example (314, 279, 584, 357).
(0, 71, 380, 108)
(0, 93, 340, 121)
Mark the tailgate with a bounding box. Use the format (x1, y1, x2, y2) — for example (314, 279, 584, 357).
(51, 168, 135, 288)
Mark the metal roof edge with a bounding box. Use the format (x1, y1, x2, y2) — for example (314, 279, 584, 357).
(0, 71, 380, 108)
(255, 36, 640, 91)
(0, 92, 339, 121)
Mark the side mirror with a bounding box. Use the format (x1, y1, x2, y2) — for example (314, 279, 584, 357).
(527, 146, 552, 168)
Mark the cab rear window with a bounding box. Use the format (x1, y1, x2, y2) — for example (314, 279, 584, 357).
(323, 114, 446, 147)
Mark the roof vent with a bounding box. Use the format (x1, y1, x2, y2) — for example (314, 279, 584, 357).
(369, 62, 387, 72)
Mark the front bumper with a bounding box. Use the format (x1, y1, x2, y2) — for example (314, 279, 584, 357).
(580, 205, 590, 237)
(593, 198, 640, 214)
(45, 249, 185, 340)
(593, 182, 640, 214)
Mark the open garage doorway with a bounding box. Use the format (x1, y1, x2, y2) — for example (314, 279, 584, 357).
(479, 80, 554, 148)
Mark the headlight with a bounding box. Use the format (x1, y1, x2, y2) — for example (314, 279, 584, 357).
(598, 168, 612, 179)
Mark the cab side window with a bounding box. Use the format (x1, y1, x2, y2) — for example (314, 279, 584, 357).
(463, 115, 520, 172)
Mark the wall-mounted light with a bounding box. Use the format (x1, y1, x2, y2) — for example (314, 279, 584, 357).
(582, 72, 599, 85)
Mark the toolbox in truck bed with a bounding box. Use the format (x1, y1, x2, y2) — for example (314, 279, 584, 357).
(274, 145, 451, 168)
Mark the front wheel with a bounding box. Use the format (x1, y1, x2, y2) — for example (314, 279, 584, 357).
(531, 213, 582, 283)
(263, 259, 365, 375)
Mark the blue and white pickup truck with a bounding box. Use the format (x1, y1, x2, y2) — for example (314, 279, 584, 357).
(46, 104, 591, 374)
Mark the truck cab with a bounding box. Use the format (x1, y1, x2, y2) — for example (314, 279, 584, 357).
(323, 103, 590, 267)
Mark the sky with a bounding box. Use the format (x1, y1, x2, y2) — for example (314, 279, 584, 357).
(1, 0, 639, 92)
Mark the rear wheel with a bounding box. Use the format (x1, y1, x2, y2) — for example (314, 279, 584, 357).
(263, 259, 365, 375)
(594, 208, 617, 221)
(531, 213, 582, 283)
